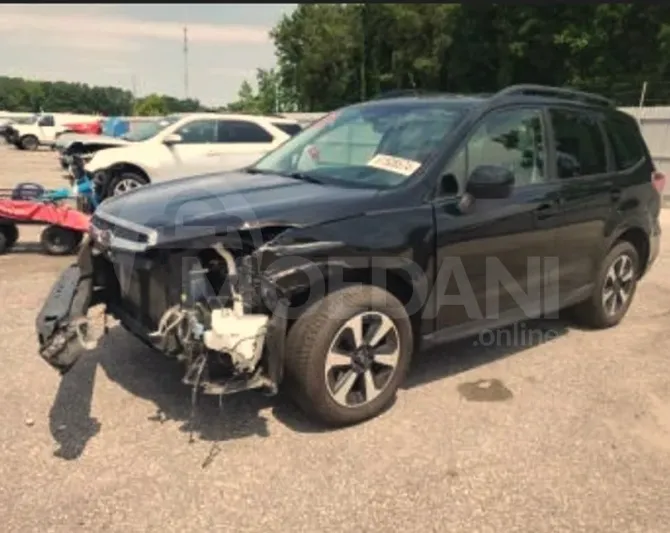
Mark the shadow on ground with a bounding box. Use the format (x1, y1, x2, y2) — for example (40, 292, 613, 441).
(49, 317, 570, 463)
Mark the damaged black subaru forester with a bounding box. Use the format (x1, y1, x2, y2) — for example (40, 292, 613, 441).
(36, 85, 663, 426)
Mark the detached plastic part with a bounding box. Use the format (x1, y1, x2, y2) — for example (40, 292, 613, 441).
(35, 261, 95, 374)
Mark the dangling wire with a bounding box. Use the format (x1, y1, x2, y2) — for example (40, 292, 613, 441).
(188, 353, 208, 444)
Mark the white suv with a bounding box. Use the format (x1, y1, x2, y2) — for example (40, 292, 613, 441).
(83, 113, 302, 199)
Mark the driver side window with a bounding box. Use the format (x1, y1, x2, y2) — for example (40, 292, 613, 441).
(39, 115, 55, 127)
(175, 119, 217, 144)
(439, 107, 547, 197)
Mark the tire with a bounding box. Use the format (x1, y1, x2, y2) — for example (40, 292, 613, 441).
(40, 225, 82, 256)
(284, 284, 414, 427)
(105, 171, 148, 199)
(2, 224, 18, 249)
(0, 230, 7, 255)
(569, 240, 640, 329)
(20, 135, 39, 151)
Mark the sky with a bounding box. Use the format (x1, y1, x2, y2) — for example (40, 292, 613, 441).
(0, 3, 296, 107)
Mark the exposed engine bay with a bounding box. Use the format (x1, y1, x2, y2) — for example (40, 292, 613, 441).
(36, 236, 289, 402)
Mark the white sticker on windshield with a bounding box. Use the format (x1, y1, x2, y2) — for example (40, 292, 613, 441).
(367, 154, 421, 176)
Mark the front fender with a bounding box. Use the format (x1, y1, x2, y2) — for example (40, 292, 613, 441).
(253, 221, 430, 310)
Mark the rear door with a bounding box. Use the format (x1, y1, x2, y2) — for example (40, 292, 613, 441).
(547, 106, 615, 301)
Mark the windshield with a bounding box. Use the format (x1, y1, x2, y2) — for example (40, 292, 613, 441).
(121, 115, 181, 142)
(250, 101, 467, 189)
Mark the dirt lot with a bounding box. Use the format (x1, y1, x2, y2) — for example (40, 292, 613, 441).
(1, 143, 670, 533)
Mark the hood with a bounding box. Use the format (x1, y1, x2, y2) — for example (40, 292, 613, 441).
(94, 170, 380, 246)
(61, 134, 130, 149)
(85, 143, 140, 171)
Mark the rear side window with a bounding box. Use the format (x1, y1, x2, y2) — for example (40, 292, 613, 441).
(603, 115, 646, 171)
(549, 108, 607, 178)
(272, 122, 302, 136)
(217, 120, 274, 143)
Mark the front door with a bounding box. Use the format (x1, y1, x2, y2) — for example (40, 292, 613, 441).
(154, 118, 220, 182)
(38, 115, 58, 142)
(431, 106, 562, 337)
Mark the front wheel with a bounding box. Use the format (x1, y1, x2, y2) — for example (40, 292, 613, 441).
(284, 285, 413, 427)
(20, 135, 39, 151)
(105, 172, 148, 199)
(569, 240, 640, 329)
(0, 224, 18, 254)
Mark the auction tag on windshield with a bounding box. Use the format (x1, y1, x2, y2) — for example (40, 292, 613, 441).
(367, 154, 422, 176)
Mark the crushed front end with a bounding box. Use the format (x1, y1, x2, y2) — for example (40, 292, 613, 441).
(35, 217, 289, 399)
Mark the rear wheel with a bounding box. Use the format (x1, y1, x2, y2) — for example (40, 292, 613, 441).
(40, 226, 82, 256)
(20, 135, 39, 151)
(569, 241, 640, 329)
(284, 285, 413, 426)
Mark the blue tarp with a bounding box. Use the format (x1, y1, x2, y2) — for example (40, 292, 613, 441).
(102, 117, 130, 137)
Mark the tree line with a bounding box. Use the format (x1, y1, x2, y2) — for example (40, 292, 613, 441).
(3, 5, 670, 116)
(0, 76, 208, 116)
(230, 4, 670, 112)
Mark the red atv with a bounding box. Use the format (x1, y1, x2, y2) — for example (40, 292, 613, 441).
(61, 120, 103, 135)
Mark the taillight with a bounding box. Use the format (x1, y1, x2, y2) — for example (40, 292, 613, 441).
(652, 170, 666, 195)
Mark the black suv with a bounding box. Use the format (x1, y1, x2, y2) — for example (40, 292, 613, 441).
(36, 85, 664, 426)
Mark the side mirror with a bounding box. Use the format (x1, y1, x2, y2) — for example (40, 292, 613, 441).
(163, 133, 183, 146)
(465, 165, 514, 199)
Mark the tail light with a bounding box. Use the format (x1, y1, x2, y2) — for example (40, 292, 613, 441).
(652, 170, 666, 195)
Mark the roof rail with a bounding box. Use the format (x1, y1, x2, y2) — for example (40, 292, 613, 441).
(494, 84, 614, 107)
(371, 89, 431, 100)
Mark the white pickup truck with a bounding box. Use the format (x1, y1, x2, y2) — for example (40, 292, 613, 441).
(6, 113, 101, 150)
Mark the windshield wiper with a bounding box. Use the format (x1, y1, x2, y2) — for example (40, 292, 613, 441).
(246, 167, 324, 184)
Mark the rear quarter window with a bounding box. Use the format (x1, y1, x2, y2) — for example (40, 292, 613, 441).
(604, 114, 646, 171)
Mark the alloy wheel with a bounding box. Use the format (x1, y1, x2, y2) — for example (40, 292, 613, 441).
(113, 178, 142, 196)
(324, 311, 401, 408)
(602, 253, 636, 316)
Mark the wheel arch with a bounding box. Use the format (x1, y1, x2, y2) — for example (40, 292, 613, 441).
(281, 262, 424, 349)
(108, 161, 151, 184)
(612, 226, 651, 278)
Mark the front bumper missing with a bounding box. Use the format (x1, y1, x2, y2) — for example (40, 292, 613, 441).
(35, 241, 289, 396)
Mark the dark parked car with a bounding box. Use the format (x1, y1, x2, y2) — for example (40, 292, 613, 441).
(36, 85, 663, 426)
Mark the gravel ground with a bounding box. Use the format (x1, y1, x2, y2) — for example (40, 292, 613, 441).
(1, 143, 670, 533)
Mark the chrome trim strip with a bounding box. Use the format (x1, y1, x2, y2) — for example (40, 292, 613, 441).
(92, 210, 159, 251)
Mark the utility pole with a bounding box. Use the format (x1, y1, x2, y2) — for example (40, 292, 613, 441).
(183, 26, 189, 99)
(131, 74, 137, 100)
